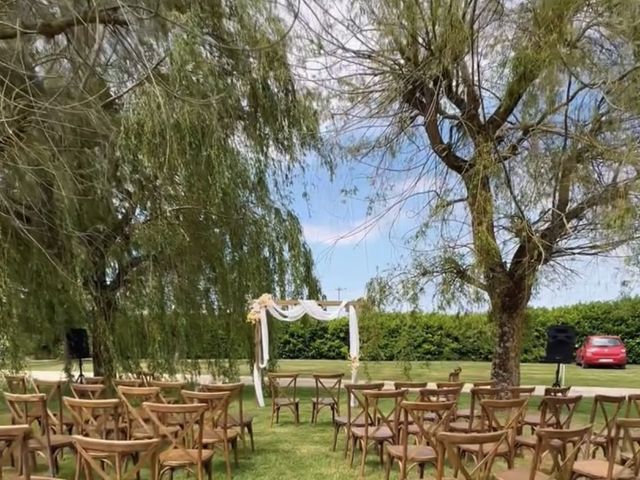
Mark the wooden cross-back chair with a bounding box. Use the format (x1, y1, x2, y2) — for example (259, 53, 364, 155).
(64, 397, 123, 480)
(473, 381, 497, 388)
(516, 395, 583, 454)
(117, 386, 161, 440)
(523, 387, 573, 432)
(63, 397, 122, 440)
(312, 373, 344, 423)
(70, 383, 105, 400)
(460, 398, 528, 469)
(572, 418, 640, 480)
(72, 436, 161, 480)
(334, 382, 385, 454)
(267, 373, 300, 426)
(0, 424, 33, 480)
(4, 374, 28, 394)
(586, 395, 626, 458)
(436, 381, 464, 390)
(384, 400, 456, 480)
(450, 387, 505, 433)
(31, 379, 73, 435)
(182, 390, 237, 480)
(3, 393, 72, 476)
(143, 401, 213, 480)
(349, 389, 407, 478)
(393, 382, 428, 402)
(448, 367, 462, 382)
(200, 383, 255, 452)
(148, 380, 186, 404)
(420, 387, 463, 403)
(436, 430, 508, 480)
(496, 425, 592, 480)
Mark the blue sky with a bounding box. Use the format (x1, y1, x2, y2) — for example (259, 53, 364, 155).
(291, 161, 639, 310)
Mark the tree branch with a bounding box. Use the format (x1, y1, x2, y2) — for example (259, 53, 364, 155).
(0, 7, 129, 40)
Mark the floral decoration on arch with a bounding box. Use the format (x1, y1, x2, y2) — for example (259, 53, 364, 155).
(246, 293, 275, 324)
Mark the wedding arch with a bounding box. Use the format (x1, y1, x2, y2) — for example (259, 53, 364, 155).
(247, 294, 360, 407)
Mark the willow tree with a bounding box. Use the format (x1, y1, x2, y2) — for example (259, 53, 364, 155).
(0, 1, 320, 376)
(297, 0, 640, 385)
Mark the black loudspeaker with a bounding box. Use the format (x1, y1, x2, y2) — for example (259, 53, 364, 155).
(66, 328, 90, 359)
(545, 325, 576, 364)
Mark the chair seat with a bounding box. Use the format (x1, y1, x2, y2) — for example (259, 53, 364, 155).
(312, 398, 337, 406)
(573, 459, 634, 479)
(274, 397, 299, 406)
(459, 441, 510, 455)
(159, 448, 214, 466)
(591, 433, 614, 445)
(449, 419, 483, 433)
(334, 416, 368, 427)
(29, 434, 73, 450)
(227, 415, 254, 428)
(202, 428, 240, 444)
(523, 413, 541, 426)
(515, 435, 536, 448)
(351, 426, 394, 441)
(496, 467, 548, 480)
(456, 408, 472, 419)
(387, 444, 436, 462)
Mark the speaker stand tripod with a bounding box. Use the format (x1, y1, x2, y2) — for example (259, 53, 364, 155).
(75, 358, 86, 384)
(552, 362, 566, 388)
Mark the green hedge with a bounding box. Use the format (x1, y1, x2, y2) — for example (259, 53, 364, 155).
(275, 298, 640, 364)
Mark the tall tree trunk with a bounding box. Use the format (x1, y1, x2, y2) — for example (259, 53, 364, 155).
(90, 289, 116, 378)
(490, 307, 525, 386)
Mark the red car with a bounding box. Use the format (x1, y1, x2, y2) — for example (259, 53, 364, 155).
(576, 335, 627, 368)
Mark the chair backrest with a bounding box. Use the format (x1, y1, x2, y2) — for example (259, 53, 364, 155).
(3, 393, 55, 476)
(113, 378, 142, 388)
(0, 424, 33, 479)
(64, 397, 122, 439)
(117, 386, 161, 438)
(436, 430, 508, 480)
(420, 387, 463, 403)
(588, 394, 626, 450)
(182, 390, 232, 444)
(148, 380, 186, 404)
(612, 418, 640, 478)
(362, 389, 407, 443)
(345, 382, 385, 426)
(401, 400, 456, 448)
(448, 367, 462, 382)
(31, 379, 65, 432)
(529, 426, 592, 480)
(72, 436, 161, 480)
(84, 376, 106, 385)
(436, 381, 464, 390)
(508, 386, 536, 399)
(539, 395, 582, 429)
(313, 373, 344, 405)
(480, 398, 528, 452)
(394, 381, 428, 400)
(200, 383, 245, 426)
(544, 386, 571, 397)
(71, 383, 105, 400)
(143, 402, 208, 479)
(468, 387, 505, 424)
(626, 394, 640, 418)
(4, 374, 28, 393)
(267, 373, 298, 401)
(473, 381, 497, 388)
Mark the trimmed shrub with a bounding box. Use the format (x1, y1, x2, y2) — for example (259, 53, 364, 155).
(275, 298, 640, 364)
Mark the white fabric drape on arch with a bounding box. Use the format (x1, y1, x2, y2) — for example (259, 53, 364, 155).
(252, 300, 359, 407)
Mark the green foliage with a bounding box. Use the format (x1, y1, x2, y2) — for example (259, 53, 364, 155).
(276, 298, 640, 364)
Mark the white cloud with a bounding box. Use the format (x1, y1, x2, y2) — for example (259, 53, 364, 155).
(302, 219, 381, 246)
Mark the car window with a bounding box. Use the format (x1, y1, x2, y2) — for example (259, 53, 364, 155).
(590, 338, 622, 347)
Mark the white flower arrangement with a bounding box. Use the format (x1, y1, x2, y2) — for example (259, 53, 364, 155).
(246, 293, 275, 324)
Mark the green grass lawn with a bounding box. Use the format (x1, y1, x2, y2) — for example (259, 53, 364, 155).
(26, 359, 640, 389)
(0, 386, 600, 480)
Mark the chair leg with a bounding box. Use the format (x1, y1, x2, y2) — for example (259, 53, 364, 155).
(360, 439, 368, 479)
(233, 439, 239, 466)
(378, 442, 384, 465)
(332, 424, 340, 451)
(418, 463, 425, 479)
(384, 453, 393, 480)
(247, 423, 255, 452)
(295, 403, 300, 424)
(349, 436, 357, 467)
